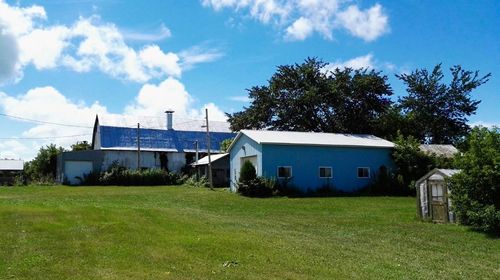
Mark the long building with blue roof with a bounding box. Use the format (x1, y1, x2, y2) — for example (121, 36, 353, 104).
(58, 112, 236, 185)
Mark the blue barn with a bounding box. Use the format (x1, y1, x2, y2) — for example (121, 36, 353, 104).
(228, 130, 395, 193)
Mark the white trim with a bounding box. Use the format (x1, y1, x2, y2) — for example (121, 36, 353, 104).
(357, 167, 370, 178)
(319, 166, 333, 178)
(277, 166, 292, 178)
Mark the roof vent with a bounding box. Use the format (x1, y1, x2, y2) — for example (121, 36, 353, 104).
(165, 110, 174, 130)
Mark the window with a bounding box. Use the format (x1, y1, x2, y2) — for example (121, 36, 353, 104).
(431, 183, 444, 202)
(277, 166, 292, 178)
(319, 167, 332, 178)
(357, 167, 370, 178)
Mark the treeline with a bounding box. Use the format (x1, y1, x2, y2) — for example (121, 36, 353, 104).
(226, 58, 490, 146)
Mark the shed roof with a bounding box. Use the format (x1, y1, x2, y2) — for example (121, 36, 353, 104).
(231, 130, 394, 149)
(419, 144, 459, 158)
(98, 126, 235, 152)
(191, 153, 228, 166)
(0, 159, 24, 171)
(415, 168, 461, 186)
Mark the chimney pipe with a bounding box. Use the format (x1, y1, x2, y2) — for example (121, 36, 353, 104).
(165, 110, 174, 130)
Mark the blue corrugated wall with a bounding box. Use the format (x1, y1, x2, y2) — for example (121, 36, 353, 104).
(261, 144, 394, 192)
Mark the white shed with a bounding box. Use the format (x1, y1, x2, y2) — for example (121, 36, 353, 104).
(415, 168, 460, 223)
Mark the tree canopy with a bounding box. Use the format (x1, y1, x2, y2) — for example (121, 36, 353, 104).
(397, 64, 490, 144)
(449, 127, 499, 234)
(226, 58, 393, 135)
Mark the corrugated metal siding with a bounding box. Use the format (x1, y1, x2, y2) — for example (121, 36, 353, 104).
(99, 126, 235, 152)
(229, 134, 263, 191)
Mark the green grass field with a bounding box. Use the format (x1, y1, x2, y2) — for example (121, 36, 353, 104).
(0, 186, 498, 279)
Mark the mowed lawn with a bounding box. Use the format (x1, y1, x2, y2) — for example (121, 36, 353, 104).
(0, 186, 498, 280)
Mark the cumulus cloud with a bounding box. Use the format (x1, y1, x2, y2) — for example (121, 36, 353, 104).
(336, 4, 389, 42)
(325, 53, 375, 72)
(202, 0, 389, 41)
(0, 32, 20, 83)
(0, 1, 222, 84)
(125, 77, 227, 121)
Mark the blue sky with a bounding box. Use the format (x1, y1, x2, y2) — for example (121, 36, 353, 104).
(0, 0, 498, 159)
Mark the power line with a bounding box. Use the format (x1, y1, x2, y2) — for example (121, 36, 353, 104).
(0, 134, 92, 140)
(0, 113, 93, 128)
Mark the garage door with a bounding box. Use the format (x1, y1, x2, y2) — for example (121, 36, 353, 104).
(65, 161, 93, 185)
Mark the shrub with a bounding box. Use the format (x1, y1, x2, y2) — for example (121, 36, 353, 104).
(239, 161, 257, 183)
(237, 177, 275, 197)
(182, 175, 210, 188)
(75, 161, 182, 186)
(449, 127, 499, 235)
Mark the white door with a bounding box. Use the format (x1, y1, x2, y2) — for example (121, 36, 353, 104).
(65, 161, 93, 185)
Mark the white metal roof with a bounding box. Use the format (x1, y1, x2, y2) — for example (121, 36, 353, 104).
(237, 130, 395, 148)
(0, 159, 24, 171)
(437, 169, 461, 177)
(191, 153, 228, 166)
(419, 144, 459, 158)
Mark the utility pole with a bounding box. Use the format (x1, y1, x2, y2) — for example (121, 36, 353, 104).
(195, 140, 199, 179)
(137, 123, 141, 171)
(205, 108, 213, 189)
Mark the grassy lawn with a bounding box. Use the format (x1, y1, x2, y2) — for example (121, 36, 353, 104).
(0, 186, 498, 279)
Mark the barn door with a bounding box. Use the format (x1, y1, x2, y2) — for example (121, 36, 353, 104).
(429, 182, 448, 223)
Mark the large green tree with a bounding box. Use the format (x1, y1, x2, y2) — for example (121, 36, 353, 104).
(396, 64, 490, 144)
(227, 58, 394, 135)
(449, 127, 499, 234)
(24, 144, 65, 182)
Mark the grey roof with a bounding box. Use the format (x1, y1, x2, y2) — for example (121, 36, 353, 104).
(419, 144, 459, 158)
(191, 153, 228, 166)
(0, 159, 24, 171)
(415, 168, 461, 185)
(437, 169, 461, 177)
(231, 130, 394, 149)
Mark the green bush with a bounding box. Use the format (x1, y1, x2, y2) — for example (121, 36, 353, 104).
(237, 177, 275, 197)
(182, 175, 210, 188)
(75, 161, 181, 186)
(449, 127, 499, 235)
(239, 161, 257, 183)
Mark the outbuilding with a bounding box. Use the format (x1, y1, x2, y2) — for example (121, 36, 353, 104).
(227, 130, 395, 193)
(0, 159, 24, 185)
(415, 168, 461, 223)
(191, 153, 229, 187)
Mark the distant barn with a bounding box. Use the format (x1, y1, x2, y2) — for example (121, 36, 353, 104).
(58, 112, 235, 185)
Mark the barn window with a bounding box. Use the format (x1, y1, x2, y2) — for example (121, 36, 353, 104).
(319, 167, 332, 178)
(357, 167, 370, 178)
(277, 166, 292, 178)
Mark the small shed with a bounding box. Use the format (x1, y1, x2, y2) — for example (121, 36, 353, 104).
(191, 153, 229, 187)
(0, 159, 24, 185)
(415, 168, 460, 223)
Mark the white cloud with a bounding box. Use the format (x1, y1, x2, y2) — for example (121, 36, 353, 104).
(336, 4, 389, 42)
(0, 1, 222, 84)
(202, 0, 389, 41)
(179, 45, 225, 71)
(0, 32, 20, 83)
(285, 17, 313, 41)
(229, 95, 251, 102)
(325, 53, 375, 72)
(121, 24, 171, 42)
